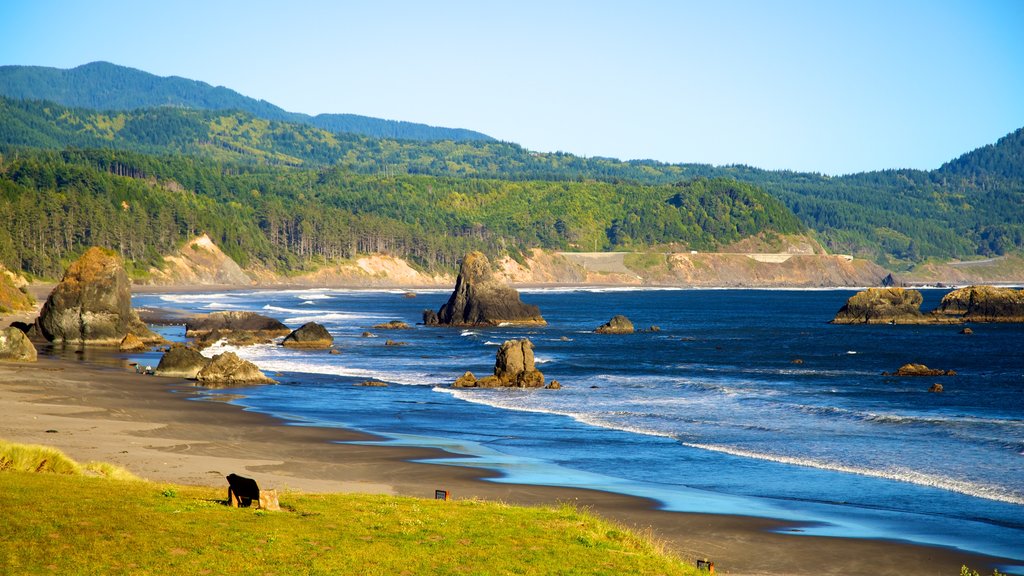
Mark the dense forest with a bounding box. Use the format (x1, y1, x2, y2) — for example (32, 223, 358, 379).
(0, 62, 494, 142)
(0, 62, 1022, 276)
(0, 147, 802, 278)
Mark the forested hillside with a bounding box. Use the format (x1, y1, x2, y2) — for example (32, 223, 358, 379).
(1, 64, 1022, 273)
(0, 62, 494, 142)
(0, 147, 802, 278)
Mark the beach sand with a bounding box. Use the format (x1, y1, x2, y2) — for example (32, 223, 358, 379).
(1, 352, 1016, 576)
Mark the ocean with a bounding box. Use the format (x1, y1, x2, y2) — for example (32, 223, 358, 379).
(131, 287, 1024, 568)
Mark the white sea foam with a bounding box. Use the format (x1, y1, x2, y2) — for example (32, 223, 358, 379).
(681, 443, 1024, 506)
(160, 293, 238, 304)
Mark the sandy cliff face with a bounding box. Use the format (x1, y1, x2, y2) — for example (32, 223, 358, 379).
(146, 235, 252, 286)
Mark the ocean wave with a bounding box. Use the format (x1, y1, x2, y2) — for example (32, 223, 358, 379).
(159, 293, 238, 304)
(681, 442, 1024, 506)
(284, 312, 390, 324)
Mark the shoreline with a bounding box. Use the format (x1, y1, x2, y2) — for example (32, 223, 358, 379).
(1, 353, 1018, 576)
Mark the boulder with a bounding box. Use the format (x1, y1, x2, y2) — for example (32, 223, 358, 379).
(193, 329, 274, 350)
(830, 288, 931, 324)
(281, 322, 334, 349)
(886, 363, 957, 377)
(928, 383, 944, 393)
(596, 315, 635, 334)
(195, 352, 276, 387)
(36, 247, 159, 344)
(155, 346, 211, 379)
(545, 380, 562, 390)
(959, 327, 974, 335)
(0, 326, 37, 362)
(373, 320, 411, 330)
(356, 380, 389, 387)
(454, 339, 545, 388)
(118, 333, 149, 352)
(0, 264, 34, 313)
(933, 286, 1024, 323)
(428, 252, 545, 327)
(185, 311, 289, 337)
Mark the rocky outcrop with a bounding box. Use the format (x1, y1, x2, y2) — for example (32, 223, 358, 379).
(118, 333, 149, 352)
(0, 326, 37, 362)
(831, 288, 931, 324)
(427, 252, 545, 327)
(0, 264, 34, 313)
(155, 345, 212, 379)
(195, 352, 276, 386)
(595, 315, 635, 334)
(185, 311, 290, 337)
(453, 339, 546, 388)
(281, 322, 334, 349)
(932, 286, 1024, 322)
(372, 320, 411, 330)
(928, 383, 944, 393)
(193, 329, 276, 350)
(884, 363, 957, 377)
(36, 247, 159, 345)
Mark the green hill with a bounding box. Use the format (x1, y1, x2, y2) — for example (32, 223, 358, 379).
(0, 62, 494, 143)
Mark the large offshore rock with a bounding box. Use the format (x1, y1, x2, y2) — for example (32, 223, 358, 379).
(595, 315, 635, 334)
(428, 252, 545, 327)
(281, 322, 334, 349)
(453, 339, 545, 388)
(185, 311, 290, 337)
(195, 352, 276, 387)
(155, 345, 212, 379)
(932, 285, 1024, 323)
(830, 288, 931, 324)
(0, 326, 37, 362)
(36, 247, 158, 344)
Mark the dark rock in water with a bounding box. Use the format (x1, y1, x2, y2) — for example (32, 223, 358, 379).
(403, 292, 417, 298)
(193, 329, 274, 350)
(960, 327, 974, 335)
(185, 311, 289, 337)
(361, 331, 378, 338)
(356, 380, 389, 387)
(422, 310, 439, 325)
(929, 383, 944, 393)
(196, 351, 276, 386)
(595, 315, 635, 334)
(329, 348, 341, 355)
(830, 288, 934, 324)
(36, 247, 159, 345)
(373, 320, 411, 330)
(384, 339, 408, 346)
(791, 358, 804, 365)
(0, 326, 37, 362)
(282, 322, 334, 349)
(155, 345, 211, 379)
(546, 380, 562, 390)
(431, 252, 545, 327)
(887, 363, 957, 377)
(454, 339, 545, 388)
(933, 286, 1024, 323)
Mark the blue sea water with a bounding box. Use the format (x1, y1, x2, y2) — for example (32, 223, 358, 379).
(132, 288, 1024, 567)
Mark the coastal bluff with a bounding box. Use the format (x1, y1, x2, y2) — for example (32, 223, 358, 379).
(832, 285, 1024, 324)
(424, 252, 545, 327)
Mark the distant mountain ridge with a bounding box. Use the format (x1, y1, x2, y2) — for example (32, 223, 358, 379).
(0, 61, 494, 143)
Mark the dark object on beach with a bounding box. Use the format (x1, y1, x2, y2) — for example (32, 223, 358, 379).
(226, 473, 279, 510)
(454, 339, 545, 388)
(36, 247, 159, 345)
(696, 558, 715, 573)
(196, 352, 276, 386)
(282, 322, 334, 349)
(427, 251, 545, 327)
(929, 383, 944, 393)
(933, 285, 1024, 323)
(595, 315, 634, 334)
(435, 489, 449, 500)
(155, 345, 211, 379)
(883, 363, 957, 377)
(959, 327, 974, 335)
(373, 320, 411, 330)
(185, 311, 289, 338)
(0, 326, 37, 362)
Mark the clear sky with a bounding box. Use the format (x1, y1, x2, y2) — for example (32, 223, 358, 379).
(3, 0, 1023, 174)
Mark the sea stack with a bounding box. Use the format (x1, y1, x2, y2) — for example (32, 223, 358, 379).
(830, 288, 929, 324)
(35, 247, 159, 345)
(932, 285, 1024, 323)
(453, 339, 546, 388)
(425, 251, 545, 327)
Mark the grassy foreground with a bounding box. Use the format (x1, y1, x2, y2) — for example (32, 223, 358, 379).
(0, 442, 703, 575)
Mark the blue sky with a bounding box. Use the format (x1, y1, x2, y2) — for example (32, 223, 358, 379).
(3, 0, 1022, 174)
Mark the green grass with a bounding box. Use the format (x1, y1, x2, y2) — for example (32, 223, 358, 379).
(0, 442, 702, 575)
(0, 440, 141, 480)
(623, 252, 668, 273)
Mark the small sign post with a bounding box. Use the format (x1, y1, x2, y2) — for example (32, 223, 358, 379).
(434, 489, 449, 501)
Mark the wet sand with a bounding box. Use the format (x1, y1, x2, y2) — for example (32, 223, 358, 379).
(0, 352, 1016, 576)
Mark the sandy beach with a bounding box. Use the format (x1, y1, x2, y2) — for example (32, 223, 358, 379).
(0, 346, 1016, 576)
